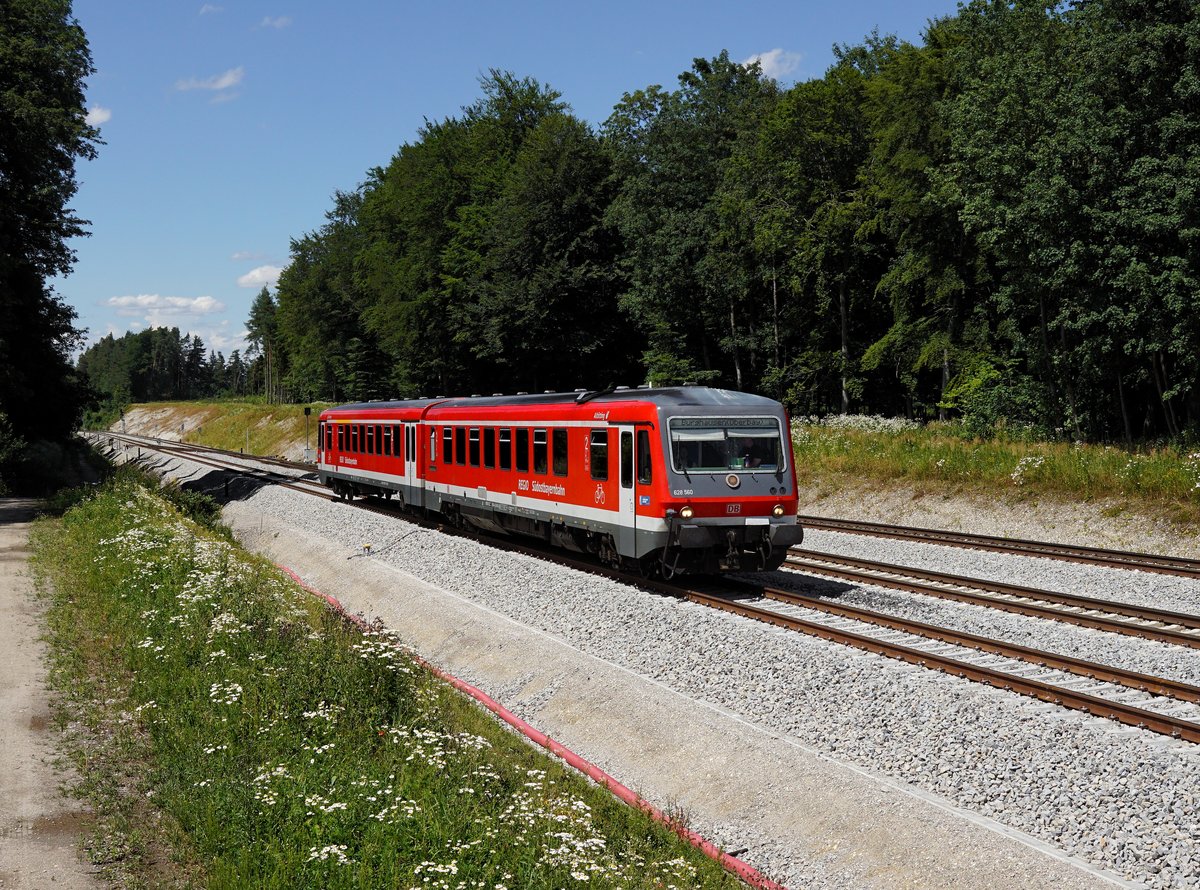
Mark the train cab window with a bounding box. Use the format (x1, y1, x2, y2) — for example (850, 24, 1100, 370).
(455, 427, 466, 466)
(589, 430, 609, 481)
(499, 428, 512, 471)
(483, 428, 496, 469)
(469, 428, 480, 467)
(442, 427, 452, 463)
(552, 429, 568, 477)
(620, 431, 633, 489)
(533, 429, 548, 474)
(337, 425, 345, 451)
(516, 428, 530, 472)
(637, 429, 653, 485)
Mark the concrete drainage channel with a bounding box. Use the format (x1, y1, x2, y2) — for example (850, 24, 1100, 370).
(98, 438, 1138, 889)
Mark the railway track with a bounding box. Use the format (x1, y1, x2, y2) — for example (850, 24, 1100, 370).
(798, 514, 1200, 578)
(784, 550, 1200, 649)
(89, 433, 1200, 745)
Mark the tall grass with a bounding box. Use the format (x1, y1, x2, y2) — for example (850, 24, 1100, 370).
(31, 477, 738, 889)
(792, 416, 1200, 524)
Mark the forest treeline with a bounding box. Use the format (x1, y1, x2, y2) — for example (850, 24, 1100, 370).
(76, 327, 256, 405)
(78, 0, 1200, 443)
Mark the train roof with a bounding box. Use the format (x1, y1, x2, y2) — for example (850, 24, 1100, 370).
(323, 386, 782, 414)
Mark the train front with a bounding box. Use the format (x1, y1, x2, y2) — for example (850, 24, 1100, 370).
(655, 401, 802, 575)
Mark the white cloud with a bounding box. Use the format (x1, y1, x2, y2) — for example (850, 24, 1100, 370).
(85, 105, 112, 126)
(237, 265, 283, 289)
(231, 250, 268, 261)
(176, 66, 244, 92)
(88, 318, 247, 356)
(199, 4, 223, 13)
(104, 294, 224, 332)
(259, 16, 292, 28)
(106, 294, 225, 316)
(743, 48, 802, 81)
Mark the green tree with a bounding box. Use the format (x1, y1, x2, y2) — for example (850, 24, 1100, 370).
(605, 52, 778, 388)
(859, 22, 992, 421)
(246, 287, 282, 402)
(0, 0, 99, 445)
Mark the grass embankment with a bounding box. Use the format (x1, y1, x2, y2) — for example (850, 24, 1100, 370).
(124, 400, 323, 458)
(793, 416, 1200, 526)
(31, 473, 737, 889)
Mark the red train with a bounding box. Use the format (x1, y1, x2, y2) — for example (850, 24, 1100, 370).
(316, 386, 802, 576)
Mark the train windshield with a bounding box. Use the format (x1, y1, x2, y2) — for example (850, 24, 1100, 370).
(668, 417, 785, 473)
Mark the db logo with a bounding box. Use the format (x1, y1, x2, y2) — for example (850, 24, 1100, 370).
(594, 483, 606, 505)
(726, 503, 741, 514)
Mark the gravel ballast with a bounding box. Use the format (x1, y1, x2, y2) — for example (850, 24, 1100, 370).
(107, 444, 1199, 888)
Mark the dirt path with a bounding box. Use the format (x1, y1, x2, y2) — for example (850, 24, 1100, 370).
(0, 499, 101, 889)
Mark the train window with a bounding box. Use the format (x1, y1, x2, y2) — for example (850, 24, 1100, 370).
(620, 431, 633, 489)
(383, 426, 392, 457)
(484, 428, 496, 469)
(469, 428, 480, 467)
(552, 429, 568, 476)
(337, 425, 345, 451)
(455, 427, 466, 466)
(350, 425, 359, 453)
(499, 428, 512, 470)
(533, 429, 548, 474)
(637, 429, 652, 485)
(589, 430, 608, 481)
(370, 425, 379, 456)
(442, 427, 452, 463)
(516, 428, 529, 472)
(429, 427, 437, 464)
(668, 417, 784, 472)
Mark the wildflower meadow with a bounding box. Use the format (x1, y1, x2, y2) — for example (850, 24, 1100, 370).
(791, 416, 1200, 523)
(31, 473, 739, 889)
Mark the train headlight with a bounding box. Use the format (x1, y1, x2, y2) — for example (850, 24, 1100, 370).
(772, 504, 785, 518)
(680, 505, 695, 520)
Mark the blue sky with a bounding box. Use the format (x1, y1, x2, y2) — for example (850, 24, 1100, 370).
(62, 0, 961, 359)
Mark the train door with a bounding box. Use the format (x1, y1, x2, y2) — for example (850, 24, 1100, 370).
(616, 429, 637, 557)
(403, 423, 421, 508)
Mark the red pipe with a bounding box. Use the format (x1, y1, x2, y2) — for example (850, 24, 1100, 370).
(275, 563, 789, 890)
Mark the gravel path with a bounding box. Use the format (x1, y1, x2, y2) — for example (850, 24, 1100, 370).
(0, 499, 103, 890)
